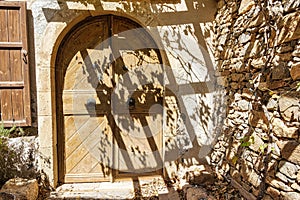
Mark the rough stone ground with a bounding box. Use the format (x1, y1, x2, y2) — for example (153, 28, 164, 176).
(43, 176, 244, 200)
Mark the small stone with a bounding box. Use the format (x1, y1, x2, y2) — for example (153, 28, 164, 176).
(251, 57, 266, 69)
(247, 170, 261, 187)
(267, 98, 277, 110)
(266, 177, 293, 191)
(271, 118, 298, 138)
(258, 82, 268, 91)
(277, 141, 300, 165)
(293, 57, 300, 62)
(277, 45, 293, 53)
(291, 183, 300, 192)
(236, 100, 249, 111)
(278, 53, 292, 61)
(266, 186, 281, 198)
(231, 73, 244, 82)
(242, 88, 254, 99)
(249, 133, 265, 153)
(248, 40, 263, 58)
(238, 32, 251, 44)
(278, 161, 299, 179)
(291, 63, 300, 80)
(267, 80, 286, 90)
(262, 195, 273, 200)
(249, 111, 269, 131)
(249, 13, 265, 27)
(297, 170, 300, 182)
(278, 94, 300, 121)
(231, 82, 240, 90)
(283, 0, 300, 12)
(292, 50, 300, 57)
(276, 172, 290, 183)
(217, 76, 228, 87)
(0, 178, 38, 200)
(271, 64, 290, 80)
(238, 0, 255, 15)
(186, 165, 215, 186)
(281, 191, 300, 200)
(278, 11, 300, 44)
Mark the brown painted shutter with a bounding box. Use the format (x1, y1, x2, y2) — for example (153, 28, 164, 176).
(0, 1, 31, 126)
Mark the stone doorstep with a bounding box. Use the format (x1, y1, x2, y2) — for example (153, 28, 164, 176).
(49, 180, 171, 200)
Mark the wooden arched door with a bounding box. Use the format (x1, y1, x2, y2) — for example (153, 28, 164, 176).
(56, 15, 164, 183)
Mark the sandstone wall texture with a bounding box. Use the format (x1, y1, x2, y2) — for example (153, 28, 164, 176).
(211, 0, 300, 199)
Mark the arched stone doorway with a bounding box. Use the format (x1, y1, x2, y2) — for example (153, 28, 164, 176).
(55, 15, 165, 183)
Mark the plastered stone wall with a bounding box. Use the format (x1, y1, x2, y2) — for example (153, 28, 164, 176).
(23, 0, 218, 186)
(211, 0, 300, 199)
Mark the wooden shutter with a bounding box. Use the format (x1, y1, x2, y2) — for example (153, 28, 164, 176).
(0, 1, 31, 126)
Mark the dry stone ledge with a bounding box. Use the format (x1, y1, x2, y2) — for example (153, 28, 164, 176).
(0, 178, 38, 200)
(186, 165, 215, 186)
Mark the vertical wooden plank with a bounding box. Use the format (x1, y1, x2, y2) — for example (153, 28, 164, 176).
(0, 8, 8, 42)
(8, 8, 20, 42)
(1, 89, 13, 121)
(20, 2, 31, 125)
(12, 89, 23, 121)
(10, 49, 22, 81)
(0, 49, 10, 81)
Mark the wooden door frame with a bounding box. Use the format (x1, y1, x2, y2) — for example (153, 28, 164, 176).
(55, 14, 166, 184)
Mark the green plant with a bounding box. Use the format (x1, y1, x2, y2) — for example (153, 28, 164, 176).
(240, 135, 254, 148)
(0, 123, 25, 139)
(0, 123, 16, 138)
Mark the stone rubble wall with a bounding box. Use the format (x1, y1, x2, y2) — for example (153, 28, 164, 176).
(211, 0, 300, 199)
(0, 136, 39, 186)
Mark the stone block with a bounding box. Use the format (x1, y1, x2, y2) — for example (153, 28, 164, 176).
(266, 177, 293, 192)
(291, 62, 300, 80)
(281, 191, 300, 200)
(186, 165, 215, 186)
(251, 57, 266, 69)
(37, 91, 54, 116)
(266, 186, 281, 199)
(249, 133, 265, 153)
(267, 98, 277, 111)
(271, 118, 298, 139)
(238, 0, 255, 15)
(249, 111, 269, 131)
(249, 13, 265, 27)
(278, 93, 300, 121)
(38, 116, 56, 148)
(277, 141, 300, 166)
(236, 99, 249, 111)
(271, 64, 290, 80)
(0, 178, 38, 200)
(283, 0, 300, 12)
(291, 183, 300, 192)
(268, 80, 287, 90)
(36, 67, 53, 92)
(278, 11, 300, 44)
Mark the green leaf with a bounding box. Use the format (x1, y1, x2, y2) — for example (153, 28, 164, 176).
(241, 141, 251, 147)
(232, 156, 239, 165)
